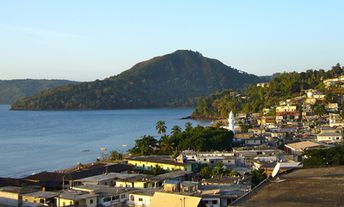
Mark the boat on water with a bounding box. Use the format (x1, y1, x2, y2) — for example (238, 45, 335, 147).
(80, 149, 90, 153)
(122, 144, 128, 147)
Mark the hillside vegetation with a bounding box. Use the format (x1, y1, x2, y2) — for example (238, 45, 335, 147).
(11, 50, 263, 110)
(0, 79, 77, 104)
(192, 63, 344, 119)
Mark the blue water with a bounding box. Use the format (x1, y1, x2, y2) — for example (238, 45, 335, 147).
(0, 105, 209, 178)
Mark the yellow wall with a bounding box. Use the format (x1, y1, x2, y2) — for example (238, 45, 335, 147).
(128, 160, 185, 171)
(115, 181, 154, 188)
(22, 195, 45, 204)
(58, 198, 74, 207)
(0, 191, 19, 200)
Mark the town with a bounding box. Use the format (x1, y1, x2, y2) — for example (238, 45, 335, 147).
(1, 74, 344, 207)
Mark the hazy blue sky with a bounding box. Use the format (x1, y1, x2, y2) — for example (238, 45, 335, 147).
(0, 0, 343, 81)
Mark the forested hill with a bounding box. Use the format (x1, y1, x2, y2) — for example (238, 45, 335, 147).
(192, 63, 344, 119)
(0, 79, 77, 104)
(11, 50, 263, 110)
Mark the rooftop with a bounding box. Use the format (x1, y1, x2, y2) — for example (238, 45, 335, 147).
(75, 172, 138, 183)
(59, 191, 97, 201)
(149, 192, 202, 207)
(285, 141, 326, 151)
(128, 155, 185, 166)
(0, 186, 38, 194)
(233, 166, 344, 207)
(23, 191, 59, 199)
(71, 184, 133, 195)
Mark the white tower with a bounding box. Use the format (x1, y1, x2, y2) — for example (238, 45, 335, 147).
(228, 111, 235, 133)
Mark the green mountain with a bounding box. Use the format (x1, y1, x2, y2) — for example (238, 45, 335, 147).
(0, 79, 77, 104)
(11, 50, 264, 110)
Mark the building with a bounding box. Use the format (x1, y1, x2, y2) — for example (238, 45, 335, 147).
(127, 189, 157, 207)
(71, 185, 131, 207)
(228, 111, 235, 133)
(127, 156, 193, 172)
(284, 141, 331, 161)
(57, 191, 97, 207)
(0, 186, 38, 207)
(73, 173, 138, 187)
(317, 131, 343, 143)
(329, 113, 344, 127)
(115, 175, 156, 189)
(22, 191, 58, 207)
(149, 192, 205, 207)
(256, 82, 269, 88)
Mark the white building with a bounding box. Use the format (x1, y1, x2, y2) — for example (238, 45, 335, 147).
(317, 132, 343, 144)
(228, 111, 235, 133)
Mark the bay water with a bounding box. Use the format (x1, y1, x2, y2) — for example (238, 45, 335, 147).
(0, 105, 209, 177)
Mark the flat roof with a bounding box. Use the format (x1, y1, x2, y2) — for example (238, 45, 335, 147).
(116, 174, 154, 182)
(71, 184, 134, 195)
(232, 166, 344, 207)
(23, 191, 59, 199)
(76, 173, 138, 182)
(285, 141, 326, 151)
(128, 156, 185, 166)
(0, 186, 38, 194)
(59, 191, 97, 200)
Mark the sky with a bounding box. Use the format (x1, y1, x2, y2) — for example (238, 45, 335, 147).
(0, 0, 343, 81)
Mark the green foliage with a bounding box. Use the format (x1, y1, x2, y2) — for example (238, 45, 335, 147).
(0, 79, 77, 104)
(11, 50, 262, 110)
(129, 125, 233, 156)
(156, 120, 167, 135)
(251, 169, 267, 187)
(303, 145, 344, 168)
(193, 64, 344, 119)
(109, 150, 123, 161)
(312, 102, 326, 116)
(145, 165, 168, 175)
(129, 135, 158, 156)
(199, 163, 239, 179)
(199, 165, 212, 179)
(171, 125, 182, 136)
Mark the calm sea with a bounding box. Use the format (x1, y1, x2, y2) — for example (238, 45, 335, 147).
(0, 105, 209, 178)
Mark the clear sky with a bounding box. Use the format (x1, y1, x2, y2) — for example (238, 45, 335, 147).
(0, 0, 343, 81)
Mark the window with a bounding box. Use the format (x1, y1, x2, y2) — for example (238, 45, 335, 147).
(63, 202, 65, 206)
(112, 195, 119, 200)
(213, 200, 218, 204)
(90, 199, 93, 204)
(139, 198, 143, 202)
(40, 199, 44, 203)
(130, 195, 134, 201)
(121, 194, 126, 199)
(104, 197, 111, 202)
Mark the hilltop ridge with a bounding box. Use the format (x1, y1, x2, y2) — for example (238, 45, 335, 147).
(11, 50, 263, 110)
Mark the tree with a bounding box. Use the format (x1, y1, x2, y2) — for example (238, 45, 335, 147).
(251, 169, 267, 187)
(212, 163, 224, 176)
(313, 103, 326, 117)
(110, 150, 123, 161)
(171, 125, 182, 135)
(185, 122, 193, 131)
(158, 135, 173, 155)
(199, 165, 212, 179)
(156, 120, 167, 135)
(129, 135, 158, 155)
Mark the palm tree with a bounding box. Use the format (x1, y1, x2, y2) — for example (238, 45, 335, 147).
(156, 120, 167, 135)
(185, 122, 193, 131)
(171, 125, 182, 136)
